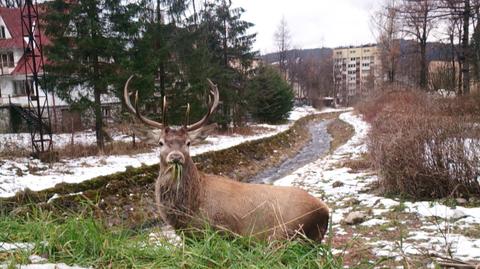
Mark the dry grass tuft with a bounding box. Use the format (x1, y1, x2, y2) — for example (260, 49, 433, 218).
(327, 118, 355, 153)
(341, 153, 372, 172)
(57, 141, 153, 159)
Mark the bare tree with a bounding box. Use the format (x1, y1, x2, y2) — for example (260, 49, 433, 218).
(372, 0, 402, 83)
(398, 0, 439, 89)
(438, 0, 476, 94)
(274, 16, 291, 80)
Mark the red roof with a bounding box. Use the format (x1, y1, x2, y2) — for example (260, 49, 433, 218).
(0, 6, 51, 75)
(0, 7, 24, 49)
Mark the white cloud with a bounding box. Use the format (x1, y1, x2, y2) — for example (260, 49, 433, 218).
(231, 0, 381, 54)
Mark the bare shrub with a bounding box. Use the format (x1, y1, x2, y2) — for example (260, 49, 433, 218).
(357, 86, 429, 123)
(58, 141, 153, 159)
(364, 90, 480, 199)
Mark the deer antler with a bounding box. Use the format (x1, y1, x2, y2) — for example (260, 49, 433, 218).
(124, 75, 165, 129)
(185, 79, 219, 132)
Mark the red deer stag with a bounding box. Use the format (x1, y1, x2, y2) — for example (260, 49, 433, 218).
(124, 76, 329, 242)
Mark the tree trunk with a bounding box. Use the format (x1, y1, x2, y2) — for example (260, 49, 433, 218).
(462, 0, 471, 95)
(93, 83, 105, 151)
(222, 13, 230, 129)
(89, 2, 104, 151)
(449, 31, 456, 92)
(419, 39, 428, 89)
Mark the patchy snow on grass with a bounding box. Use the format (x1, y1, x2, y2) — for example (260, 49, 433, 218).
(0, 242, 34, 252)
(274, 111, 480, 262)
(0, 106, 346, 198)
(0, 263, 90, 269)
(0, 131, 132, 152)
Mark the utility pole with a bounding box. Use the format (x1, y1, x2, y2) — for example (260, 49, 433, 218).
(21, 0, 54, 160)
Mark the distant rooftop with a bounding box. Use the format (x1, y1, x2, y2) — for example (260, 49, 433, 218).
(333, 43, 377, 49)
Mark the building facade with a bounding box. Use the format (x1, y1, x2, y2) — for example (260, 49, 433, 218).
(0, 7, 120, 133)
(333, 44, 378, 104)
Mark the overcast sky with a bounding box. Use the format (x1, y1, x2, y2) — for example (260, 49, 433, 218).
(231, 0, 381, 54)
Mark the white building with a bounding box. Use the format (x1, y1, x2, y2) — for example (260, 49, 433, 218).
(333, 44, 378, 104)
(0, 7, 119, 133)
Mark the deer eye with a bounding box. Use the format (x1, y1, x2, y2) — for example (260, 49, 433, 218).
(159, 141, 164, 146)
(186, 141, 191, 147)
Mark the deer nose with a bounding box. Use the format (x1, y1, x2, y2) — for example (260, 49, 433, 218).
(167, 151, 185, 164)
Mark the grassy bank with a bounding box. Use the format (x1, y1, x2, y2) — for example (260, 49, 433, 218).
(0, 210, 342, 268)
(1, 112, 343, 227)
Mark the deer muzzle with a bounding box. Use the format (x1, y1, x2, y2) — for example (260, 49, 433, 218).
(166, 151, 185, 165)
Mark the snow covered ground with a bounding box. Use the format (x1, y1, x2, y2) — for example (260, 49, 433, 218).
(0, 106, 345, 198)
(275, 111, 480, 263)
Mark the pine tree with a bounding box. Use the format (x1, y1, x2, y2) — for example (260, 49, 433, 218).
(247, 65, 294, 124)
(199, 0, 256, 128)
(44, 0, 141, 150)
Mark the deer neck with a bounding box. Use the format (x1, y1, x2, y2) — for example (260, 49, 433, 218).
(156, 156, 202, 228)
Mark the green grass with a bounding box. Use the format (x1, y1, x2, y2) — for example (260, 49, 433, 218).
(0, 210, 343, 268)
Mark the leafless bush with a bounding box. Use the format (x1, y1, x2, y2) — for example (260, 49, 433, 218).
(364, 90, 480, 199)
(57, 141, 153, 159)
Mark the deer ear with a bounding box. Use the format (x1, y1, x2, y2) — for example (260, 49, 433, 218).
(133, 128, 162, 145)
(188, 123, 217, 145)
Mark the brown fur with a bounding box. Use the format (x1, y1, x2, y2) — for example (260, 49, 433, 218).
(124, 76, 329, 242)
(155, 128, 330, 242)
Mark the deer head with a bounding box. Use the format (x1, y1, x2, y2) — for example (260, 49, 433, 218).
(123, 75, 219, 169)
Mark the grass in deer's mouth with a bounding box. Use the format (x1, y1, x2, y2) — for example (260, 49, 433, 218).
(171, 163, 183, 182)
(0, 209, 343, 268)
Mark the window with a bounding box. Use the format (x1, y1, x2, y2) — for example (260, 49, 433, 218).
(0, 26, 5, 39)
(350, 50, 356, 54)
(1, 52, 14, 68)
(103, 107, 111, 118)
(13, 80, 32, 96)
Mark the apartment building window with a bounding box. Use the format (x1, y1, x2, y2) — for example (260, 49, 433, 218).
(0, 26, 5, 39)
(336, 51, 342, 56)
(103, 107, 112, 118)
(13, 80, 32, 96)
(350, 57, 355, 61)
(1, 52, 14, 68)
(350, 50, 356, 53)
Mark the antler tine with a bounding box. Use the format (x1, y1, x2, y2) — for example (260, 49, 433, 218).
(123, 75, 164, 129)
(162, 96, 168, 126)
(186, 79, 219, 132)
(184, 103, 191, 127)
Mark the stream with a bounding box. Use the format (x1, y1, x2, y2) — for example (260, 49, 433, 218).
(248, 119, 332, 184)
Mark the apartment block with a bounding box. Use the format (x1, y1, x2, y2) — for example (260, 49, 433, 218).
(333, 44, 378, 104)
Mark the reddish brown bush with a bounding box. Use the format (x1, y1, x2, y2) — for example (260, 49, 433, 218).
(363, 89, 480, 199)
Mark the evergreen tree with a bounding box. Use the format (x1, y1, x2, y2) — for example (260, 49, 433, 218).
(200, 0, 256, 128)
(44, 0, 142, 150)
(247, 65, 294, 124)
(128, 0, 214, 125)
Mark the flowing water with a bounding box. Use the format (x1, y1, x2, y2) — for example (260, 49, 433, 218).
(248, 120, 332, 184)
